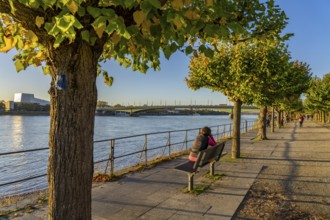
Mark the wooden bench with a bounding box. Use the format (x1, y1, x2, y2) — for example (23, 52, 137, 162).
(174, 142, 226, 191)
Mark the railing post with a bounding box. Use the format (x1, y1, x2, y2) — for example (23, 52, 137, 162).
(223, 124, 226, 138)
(144, 134, 148, 166)
(168, 131, 171, 158)
(245, 120, 248, 133)
(109, 139, 115, 177)
(185, 130, 188, 150)
(216, 126, 220, 140)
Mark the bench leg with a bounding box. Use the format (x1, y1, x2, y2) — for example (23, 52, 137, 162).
(188, 173, 194, 191)
(210, 162, 215, 176)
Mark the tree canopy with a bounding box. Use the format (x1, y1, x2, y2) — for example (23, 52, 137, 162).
(305, 74, 330, 115)
(1, 0, 288, 75)
(0, 0, 292, 218)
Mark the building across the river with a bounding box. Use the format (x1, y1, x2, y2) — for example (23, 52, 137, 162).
(14, 93, 49, 106)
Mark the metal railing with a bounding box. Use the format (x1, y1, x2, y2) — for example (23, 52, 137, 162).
(0, 120, 257, 197)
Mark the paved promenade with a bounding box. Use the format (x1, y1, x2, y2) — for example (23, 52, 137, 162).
(7, 120, 330, 219)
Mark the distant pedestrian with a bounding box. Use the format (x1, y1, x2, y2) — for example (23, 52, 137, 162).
(266, 118, 271, 127)
(298, 115, 304, 127)
(189, 127, 215, 162)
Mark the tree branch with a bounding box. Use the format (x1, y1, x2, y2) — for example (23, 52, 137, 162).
(0, 0, 50, 44)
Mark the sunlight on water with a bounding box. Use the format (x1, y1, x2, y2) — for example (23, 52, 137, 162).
(0, 114, 257, 197)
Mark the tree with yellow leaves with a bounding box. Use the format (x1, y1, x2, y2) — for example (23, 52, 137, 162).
(0, 0, 288, 218)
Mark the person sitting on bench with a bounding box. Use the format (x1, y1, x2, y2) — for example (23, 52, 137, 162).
(189, 126, 216, 162)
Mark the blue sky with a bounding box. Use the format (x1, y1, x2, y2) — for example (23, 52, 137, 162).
(1, 0, 329, 105)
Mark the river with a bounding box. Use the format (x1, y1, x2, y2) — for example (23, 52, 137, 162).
(0, 114, 257, 197)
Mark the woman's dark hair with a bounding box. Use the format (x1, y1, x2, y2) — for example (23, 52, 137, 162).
(200, 127, 211, 136)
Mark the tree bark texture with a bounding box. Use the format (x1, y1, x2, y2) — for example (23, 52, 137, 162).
(271, 106, 275, 133)
(322, 111, 326, 123)
(277, 110, 281, 128)
(47, 42, 99, 220)
(257, 106, 267, 140)
(231, 100, 242, 159)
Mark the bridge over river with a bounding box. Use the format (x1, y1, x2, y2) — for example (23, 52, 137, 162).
(96, 104, 259, 115)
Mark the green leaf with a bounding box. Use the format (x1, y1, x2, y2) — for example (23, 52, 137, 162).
(81, 30, 90, 43)
(73, 19, 83, 29)
(91, 16, 107, 38)
(163, 46, 172, 59)
(58, 0, 71, 5)
(198, 44, 206, 53)
(55, 14, 76, 33)
(53, 35, 65, 48)
(141, 1, 152, 13)
(44, 22, 54, 33)
(124, 0, 135, 8)
(204, 47, 214, 58)
(116, 17, 126, 34)
(147, 0, 161, 9)
(77, 6, 86, 17)
(87, 6, 102, 18)
(101, 8, 115, 17)
(90, 36, 97, 46)
(185, 46, 193, 55)
(39, 0, 56, 8)
(105, 21, 117, 35)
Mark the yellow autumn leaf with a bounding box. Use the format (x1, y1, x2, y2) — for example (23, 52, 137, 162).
(67, 1, 78, 14)
(35, 16, 44, 28)
(184, 0, 192, 6)
(95, 24, 106, 38)
(15, 60, 25, 72)
(152, 17, 160, 25)
(142, 20, 151, 33)
(172, 18, 183, 29)
(220, 17, 227, 26)
(112, 34, 121, 44)
(0, 36, 15, 53)
(184, 9, 200, 20)
(205, 0, 213, 6)
(36, 51, 46, 60)
(25, 30, 38, 43)
(133, 10, 145, 26)
(172, 0, 184, 10)
(184, 9, 194, 20)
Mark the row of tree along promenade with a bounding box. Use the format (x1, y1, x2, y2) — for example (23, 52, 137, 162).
(1, 1, 329, 219)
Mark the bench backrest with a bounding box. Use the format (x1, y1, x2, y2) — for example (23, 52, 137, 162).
(194, 142, 226, 169)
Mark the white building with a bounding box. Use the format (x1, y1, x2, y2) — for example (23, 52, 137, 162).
(14, 93, 49, 106)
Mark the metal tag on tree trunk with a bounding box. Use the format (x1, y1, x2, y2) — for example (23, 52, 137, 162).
(55, 74, 67, 91)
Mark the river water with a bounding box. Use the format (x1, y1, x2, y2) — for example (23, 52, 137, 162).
(0, 114, 257, 197)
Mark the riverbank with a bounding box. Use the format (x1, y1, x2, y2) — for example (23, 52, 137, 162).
(0, 111, 49, 116)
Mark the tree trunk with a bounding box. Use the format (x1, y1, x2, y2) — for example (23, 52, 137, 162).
(271, 106, 275, 133)
(277, 110, 281, 128)
(257, 106, 267, 140)
(47, 42, 100, 219)
(231, 99, 242, 159)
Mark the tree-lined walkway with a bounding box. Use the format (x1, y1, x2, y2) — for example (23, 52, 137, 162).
(236, 120, 330, 219)
(5, 120, 330, 219)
